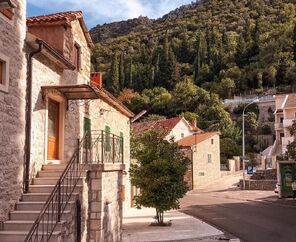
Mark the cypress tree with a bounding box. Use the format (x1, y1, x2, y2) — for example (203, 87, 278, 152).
(109, 51, 120, 95)
(119, 52, 125, 89)
(236, 34, 247, 67)
(293, 24, 296, 61)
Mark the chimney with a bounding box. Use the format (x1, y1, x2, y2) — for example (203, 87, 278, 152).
(192, 119, 197, 128)
(91, 72, 103, 88)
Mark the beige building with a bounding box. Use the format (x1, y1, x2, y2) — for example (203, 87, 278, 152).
(0, 8, 134, 242)
(178, 132, 221, 189)
(274, 94, 296, 155)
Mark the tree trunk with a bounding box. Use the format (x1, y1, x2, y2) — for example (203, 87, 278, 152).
(156, 208, 164, 224)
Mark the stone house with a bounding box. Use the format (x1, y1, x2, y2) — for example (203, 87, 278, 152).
(274, 93, 296, 155)
(0, 9, 134, 242)
(178, 132, 221, 189)
(132, 116, 201, 142)
(0, 0, 27, 224)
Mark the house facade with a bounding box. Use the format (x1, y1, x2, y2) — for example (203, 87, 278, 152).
(274, 94, 296, 155)
(132, 116, 201, 142)
(0, 8, 133, 242)
(0, 0, 27, 223)
(178, 132, 221, 189)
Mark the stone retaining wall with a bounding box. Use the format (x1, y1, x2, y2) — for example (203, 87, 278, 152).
(239, 179, 276, 190)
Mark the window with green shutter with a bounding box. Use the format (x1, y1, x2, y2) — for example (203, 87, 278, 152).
(120, 132, 124, 161)
(105, 125, 111, 151)
(83, 117, 91, 148)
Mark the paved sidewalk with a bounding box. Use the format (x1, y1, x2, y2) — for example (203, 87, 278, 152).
(122, 207, 237, 242)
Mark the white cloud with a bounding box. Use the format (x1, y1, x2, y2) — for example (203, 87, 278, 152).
(27, 0, 193, 27)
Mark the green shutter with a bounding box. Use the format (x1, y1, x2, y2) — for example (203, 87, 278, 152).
(120, 132, 124, 160)
(105, 125, 111, 151)
(84, 117, 91, 148)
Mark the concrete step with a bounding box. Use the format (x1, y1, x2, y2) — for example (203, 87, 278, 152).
(21, 193, 79, 202)
(0, 230, 61, 242)
(3, 220, 66, 231)
(42, 164, 67, 170)
(33, 177, 83, 185)
(10, 210, 72, 221)
(29, 185, 82, 193)
(16, 201, 75, 211)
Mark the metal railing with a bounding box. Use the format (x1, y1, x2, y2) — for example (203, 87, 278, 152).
(24, 130, 124, 242)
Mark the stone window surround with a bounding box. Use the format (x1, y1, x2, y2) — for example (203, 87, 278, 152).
(207, 153, 212, 163)
(44, 92, 65, 164)
(0, 52, 10, 93)
(73, 41, 81, 72)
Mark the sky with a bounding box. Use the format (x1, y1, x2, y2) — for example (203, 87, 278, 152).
(27, 0, 195, 28)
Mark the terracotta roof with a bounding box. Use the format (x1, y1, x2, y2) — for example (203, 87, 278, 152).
(177, 132, 218, 147)
(132, 116, 200, 138)
(27, 11, 94, 48)
(284, 94, 296, 108)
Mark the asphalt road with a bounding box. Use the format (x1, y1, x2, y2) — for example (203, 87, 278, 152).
(180, 175, 296, 242)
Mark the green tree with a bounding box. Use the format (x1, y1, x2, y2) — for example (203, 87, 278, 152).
(130, 130, 189, 224)
(109, 51, 120, 94)
(119, 52, 125, 89)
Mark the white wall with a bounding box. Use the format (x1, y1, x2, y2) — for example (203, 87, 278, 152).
(166, 119, 194, 141)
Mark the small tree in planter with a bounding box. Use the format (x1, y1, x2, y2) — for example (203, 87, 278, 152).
(130, 130, 189, 225)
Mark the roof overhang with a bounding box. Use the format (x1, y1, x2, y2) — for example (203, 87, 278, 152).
(41, 84, 100, 107)
(26, 33, 75, 70)
(0, 0, 16, 9)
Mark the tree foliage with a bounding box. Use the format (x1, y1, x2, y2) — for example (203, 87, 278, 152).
(130, 130, 189, 224)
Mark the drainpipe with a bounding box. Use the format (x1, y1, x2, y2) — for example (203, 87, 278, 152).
(23, 40, 43, 193)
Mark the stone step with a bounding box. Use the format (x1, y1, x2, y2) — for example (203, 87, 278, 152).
(16, 201, 75, 211)
(42, 164, 67, 170)
(38, 170, 64, 177)
(0, 230, 61, 242)
(33, 177, 83, 185)
(29, 185, 83, 193)
(37, 170, 87, 178)
(3, 220, 66, 231)
(10, 210, 72, 221)
(21, 193, 79, 202)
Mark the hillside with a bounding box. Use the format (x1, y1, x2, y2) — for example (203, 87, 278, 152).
(90, 0, 296, 99)
(89, 0, 296, 158)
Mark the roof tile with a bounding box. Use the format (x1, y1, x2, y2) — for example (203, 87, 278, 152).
(177, 132, 218, 147)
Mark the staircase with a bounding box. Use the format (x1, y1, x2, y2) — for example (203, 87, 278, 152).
(0, 163, 85, 242)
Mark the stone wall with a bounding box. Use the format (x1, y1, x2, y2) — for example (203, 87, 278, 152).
(0, 1, 27, 221)
(89, 99, 131, 212)
(192, 134, 221, 188)
(239, 179, 276, 190)
(84, 164, 123, 242)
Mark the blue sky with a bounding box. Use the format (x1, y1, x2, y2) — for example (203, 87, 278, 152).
(27, 0, 195, 28)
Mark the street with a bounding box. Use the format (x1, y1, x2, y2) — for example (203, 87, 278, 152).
(180, 173, 296, 242)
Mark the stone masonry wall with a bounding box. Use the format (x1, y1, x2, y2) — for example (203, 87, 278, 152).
(89, 100, 131, 212)
(193, 134, 221, 189)
(0, 1, 27, 221)
(84, 164, 123, 242)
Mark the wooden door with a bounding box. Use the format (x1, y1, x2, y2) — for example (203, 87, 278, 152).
(47, 99, 59, 160)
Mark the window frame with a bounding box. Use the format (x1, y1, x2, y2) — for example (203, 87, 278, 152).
(73, 42, 81, 71)
(207, 153, 212, 163)
(0, 52, 10, 93)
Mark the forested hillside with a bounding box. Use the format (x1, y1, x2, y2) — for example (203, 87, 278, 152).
(91, 0, 296, 97)
(90, 0, 296, 160)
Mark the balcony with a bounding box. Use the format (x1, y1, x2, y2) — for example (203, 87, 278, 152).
(283, 119, 296, 128)
(274, 122, 283, 130)
(83, 130, 124, 164)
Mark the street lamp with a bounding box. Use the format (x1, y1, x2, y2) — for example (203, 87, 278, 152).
(242, 98, 259, 189)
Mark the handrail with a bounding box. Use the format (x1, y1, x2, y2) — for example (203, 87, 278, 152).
(24, 130, 124, 242)
(24, 132, 89, 242)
